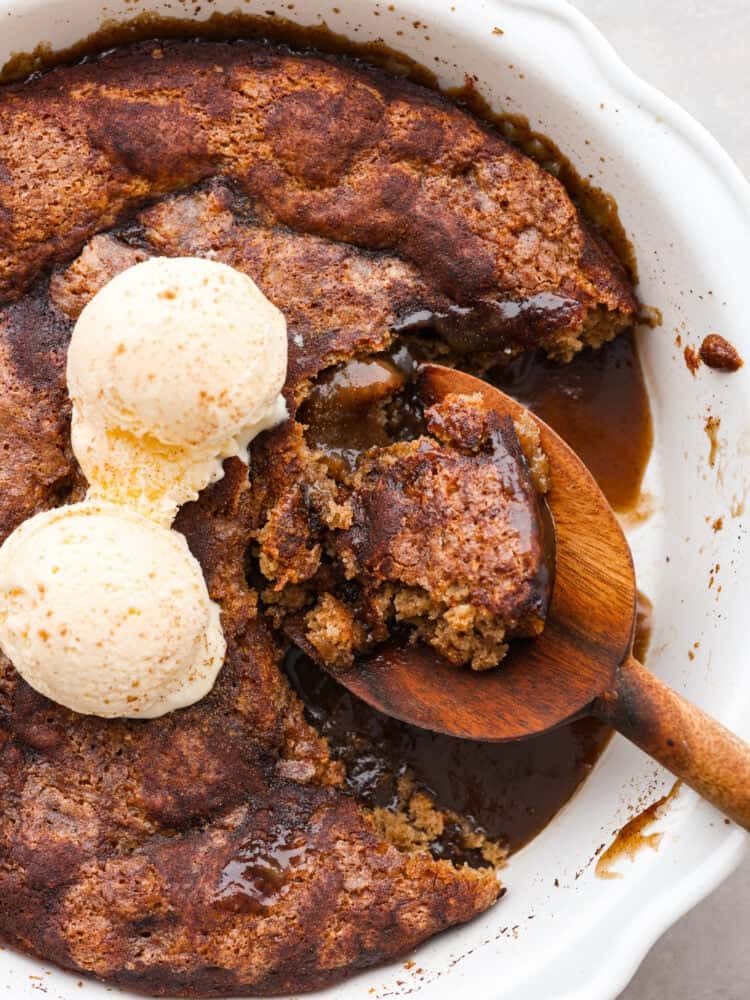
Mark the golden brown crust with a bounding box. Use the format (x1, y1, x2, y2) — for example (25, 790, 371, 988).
(0, 264, 499, 997)
(139, 184, 437, 393)
(0, 37, 640, 995)
(1, 39, 636, 360)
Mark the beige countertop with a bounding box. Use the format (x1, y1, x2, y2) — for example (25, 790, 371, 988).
(569, 3, 749, 998)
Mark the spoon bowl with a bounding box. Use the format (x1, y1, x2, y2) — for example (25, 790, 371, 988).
(338, 362, 635, 741)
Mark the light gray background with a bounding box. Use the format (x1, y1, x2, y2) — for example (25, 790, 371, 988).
(567, 4, 749, 998)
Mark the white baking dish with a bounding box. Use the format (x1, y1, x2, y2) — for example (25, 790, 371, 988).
(1, 1, 748, 998)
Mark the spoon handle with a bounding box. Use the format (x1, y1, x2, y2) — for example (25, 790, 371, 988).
(595, 655, 750, 830)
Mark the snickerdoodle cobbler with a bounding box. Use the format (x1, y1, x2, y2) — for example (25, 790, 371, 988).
(0, 35, 638, 997)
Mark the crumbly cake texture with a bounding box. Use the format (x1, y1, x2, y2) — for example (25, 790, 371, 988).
(286, 392, 551, 672)
(0, 37, 638, 996)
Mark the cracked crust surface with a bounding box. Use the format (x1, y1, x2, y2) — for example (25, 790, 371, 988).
(0, 36, 638, 996)
(1, 39, 636, 360)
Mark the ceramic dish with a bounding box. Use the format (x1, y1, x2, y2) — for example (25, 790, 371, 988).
(1, 1, 748, 999)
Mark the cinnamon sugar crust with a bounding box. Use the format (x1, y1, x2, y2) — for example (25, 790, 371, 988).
(1, 40, 636, 359)
(0, 36, 639, 996)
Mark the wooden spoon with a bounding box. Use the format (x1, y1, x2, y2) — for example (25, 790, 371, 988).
(317, 363, 750, 830)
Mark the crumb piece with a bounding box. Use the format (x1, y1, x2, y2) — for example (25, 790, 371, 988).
(637, 304, 662, 328)
(49, 235, 149, 319)
(304, 594, 364, 669)
(513, 410, 549, 493)
(261, 582, 311, 611)
(433, 603, 508, 672)
(424, 391, 490, 452)
(699, 334, 744, 372)
(320, 496, 354, 530)
(256, 488, 322, 587)
(370, 775, 507, 868)
(275, 759, 317, 783)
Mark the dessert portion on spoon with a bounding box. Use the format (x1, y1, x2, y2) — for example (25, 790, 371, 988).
(269, 368, 554, 672)
(0, 257, 288, 718)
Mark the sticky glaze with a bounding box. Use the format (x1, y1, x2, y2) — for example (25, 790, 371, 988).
(492, 332, 653, 512)
(293, 336, 654, 857)
(393, 293, 583, 357)
(285, 647, 611, 856)
(214, 829, 312, 915)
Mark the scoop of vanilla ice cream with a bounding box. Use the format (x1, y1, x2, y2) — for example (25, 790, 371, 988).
(69, 420, 233, 527)
(0, 503, 225, 719)
(67, 257, 288, 522)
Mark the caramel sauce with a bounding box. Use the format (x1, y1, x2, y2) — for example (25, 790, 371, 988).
(302, 331, 654, 519)
(214, 829, 311, 915)
(285, 574, 653, 858)
(300, 356, 408, 476)
(492, 332, 653, 512)
(595, 781, 681, 880)
(293, 335, 653, 859)
(285, 647, 610, 856)
(393, 293, 583, 357)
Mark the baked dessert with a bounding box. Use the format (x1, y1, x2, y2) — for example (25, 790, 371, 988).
(276, 385, 551, 672)
(0, 36, 638, 996)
